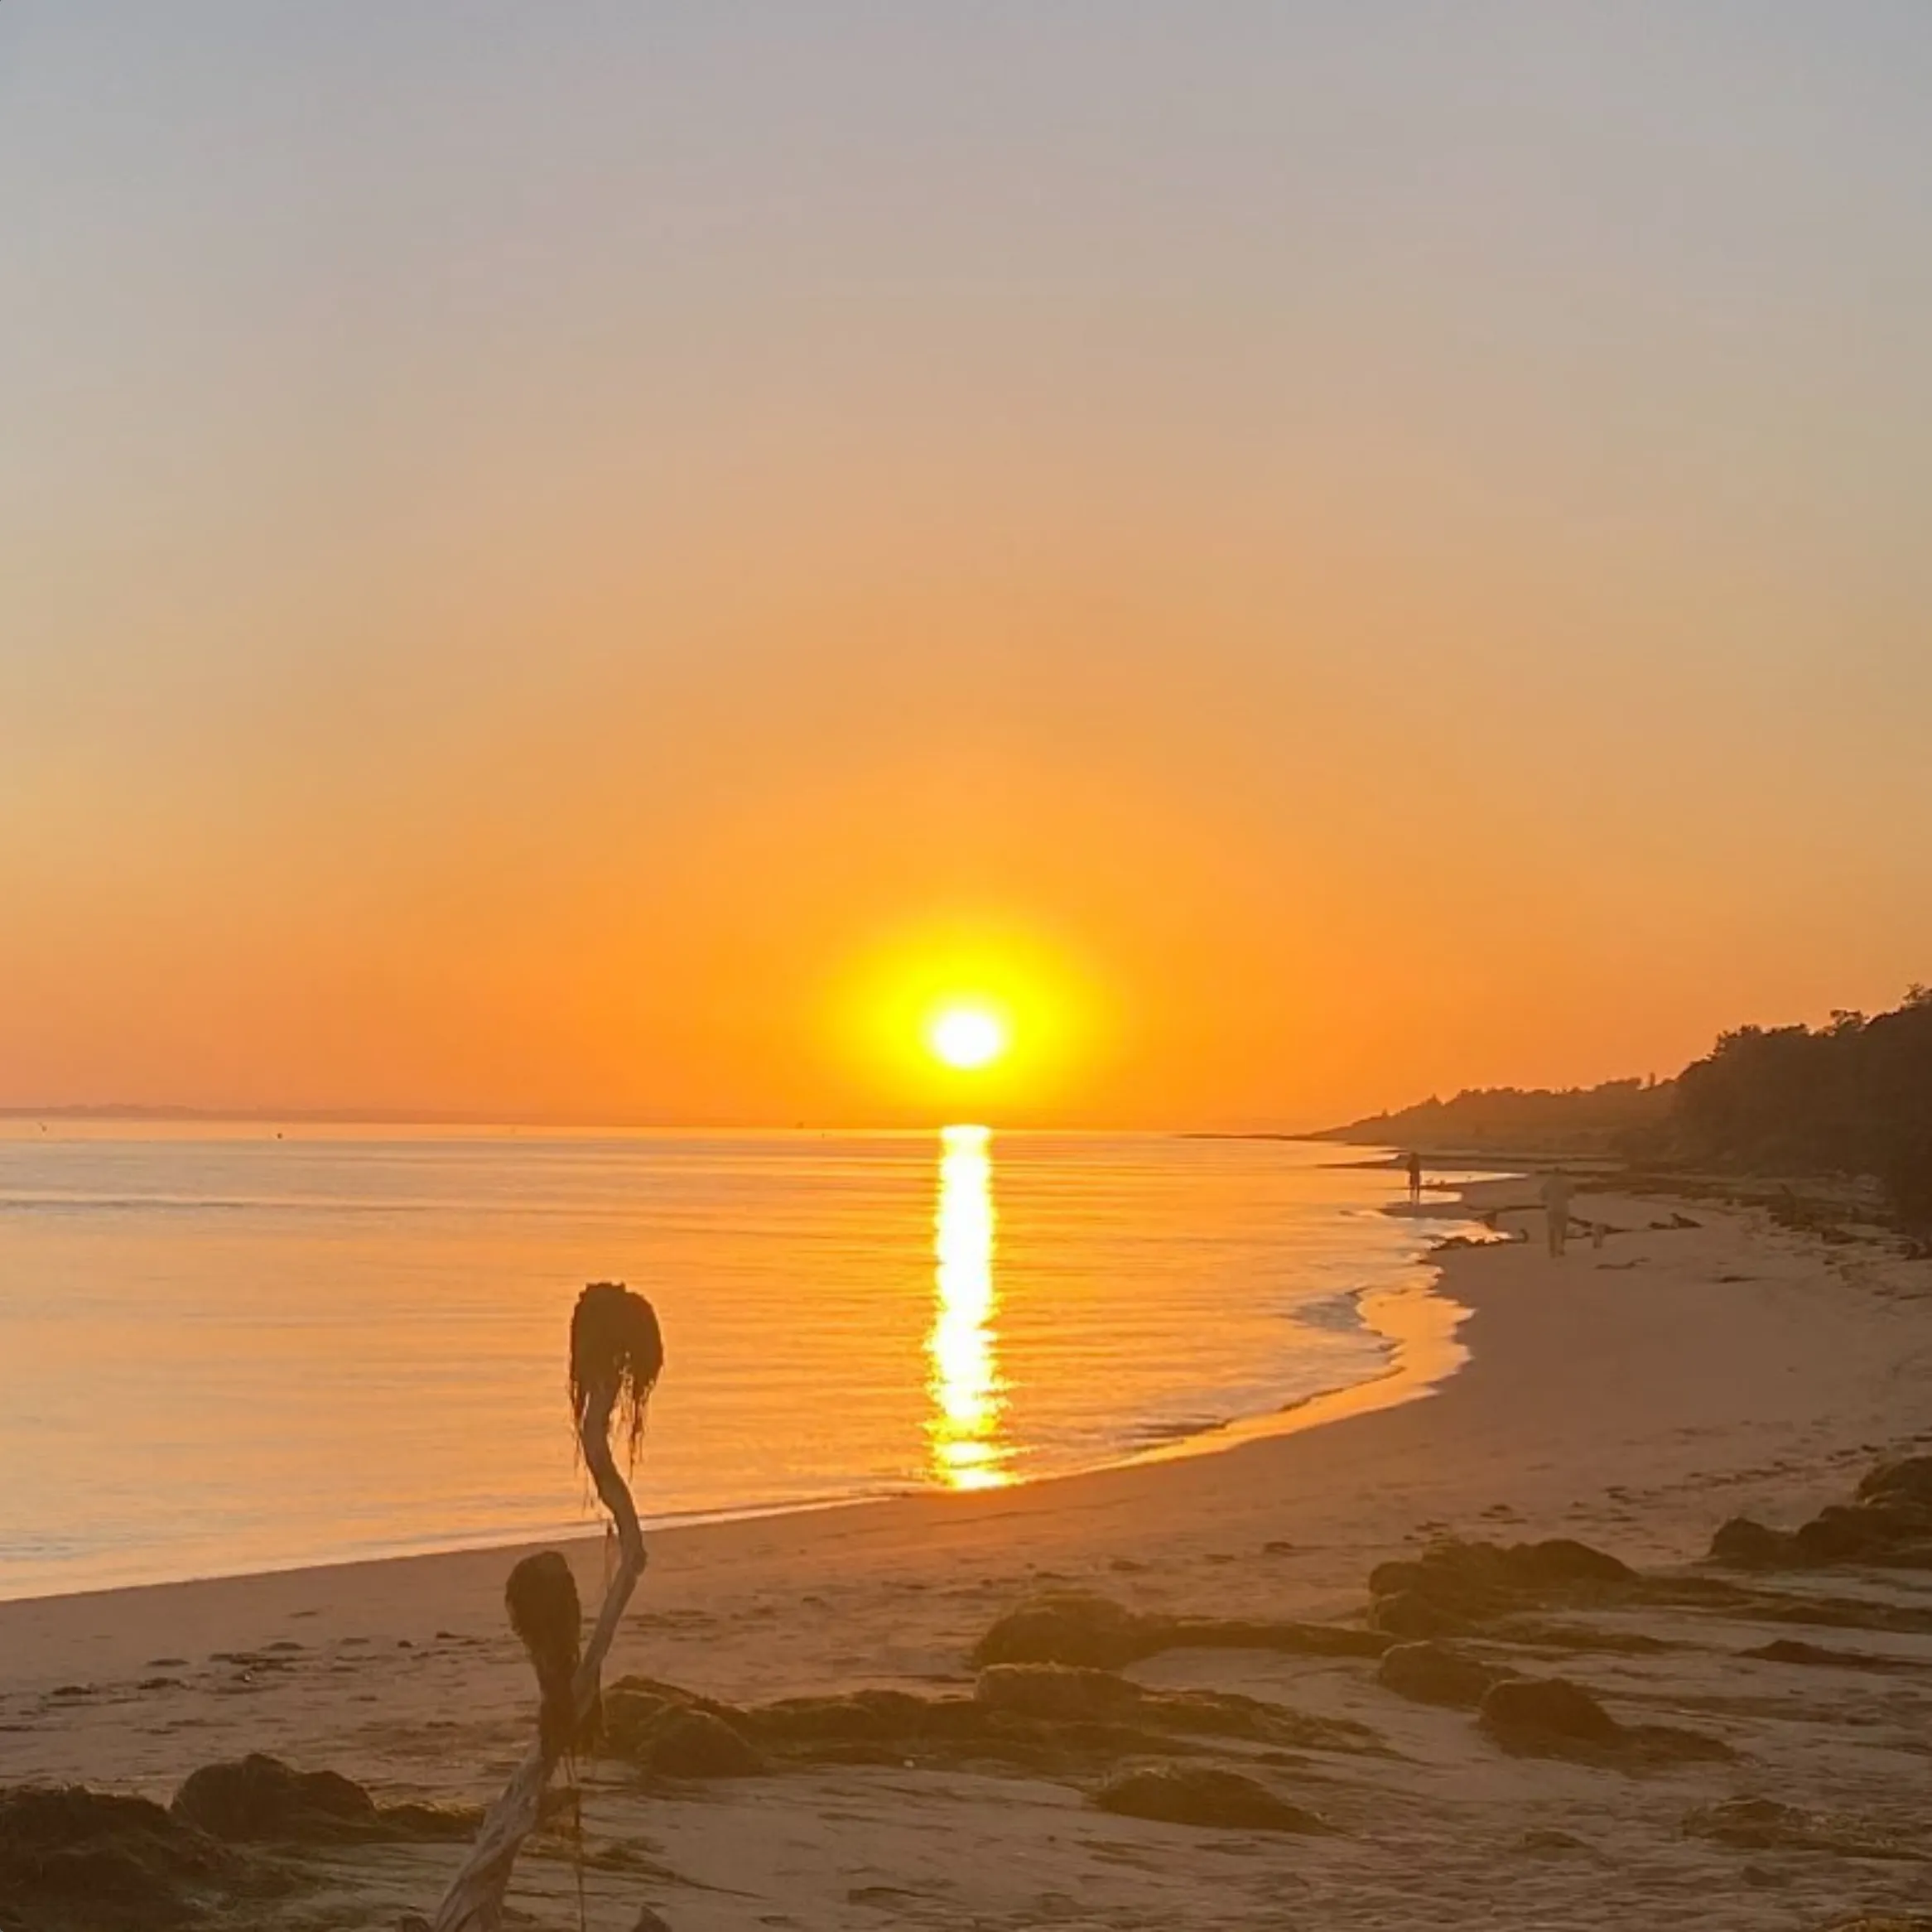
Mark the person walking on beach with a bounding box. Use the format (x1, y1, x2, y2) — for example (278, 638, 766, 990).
(1406, 1150, 1423, 1205)
(1540, 1168, 1575, 1257)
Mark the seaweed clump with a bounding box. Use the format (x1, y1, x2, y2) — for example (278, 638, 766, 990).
(971, 1590, 1389, 1670)
(1366, 1538, 1635, 1638)
(0, 1785, 234, 1930)
(1093, 1764, 1333, 1834)
(595, 1663, 1381, 1780)
(1708, 1457, 1932, 1573)
(570, 1282, 664, 1466)
(1477, 1675, 1732, 1770)
(170, 1755, 475, 1845)
(505, 1552, 586, 1762)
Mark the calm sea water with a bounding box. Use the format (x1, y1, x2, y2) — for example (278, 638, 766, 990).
(0, 1125, 1477, 1600)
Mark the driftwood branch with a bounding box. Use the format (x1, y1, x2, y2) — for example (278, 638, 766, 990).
(430, 1289, 658, 1932)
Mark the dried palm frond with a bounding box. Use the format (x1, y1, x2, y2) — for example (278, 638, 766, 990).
(505, 1550, 582, 1761)
(570, 1282, 663, 1465)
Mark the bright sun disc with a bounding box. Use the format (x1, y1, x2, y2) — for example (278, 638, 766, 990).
(929, 1006, 1007, 1071)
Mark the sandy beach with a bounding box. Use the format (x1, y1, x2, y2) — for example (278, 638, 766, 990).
(7, 1180, 1932, 1931)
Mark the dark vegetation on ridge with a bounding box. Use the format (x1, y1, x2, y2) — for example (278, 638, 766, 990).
(1323, 985, 1932, 1231)
(1318, 1076, 1674, 1159)
(1664, 992, 1932, 1227)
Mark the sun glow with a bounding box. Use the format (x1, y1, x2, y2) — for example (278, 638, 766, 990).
(831, 923, 1102, 1118)
(928, 1005, 1008, 1071)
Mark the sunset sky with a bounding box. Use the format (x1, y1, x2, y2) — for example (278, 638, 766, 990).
(4, 4, 1930, 1128)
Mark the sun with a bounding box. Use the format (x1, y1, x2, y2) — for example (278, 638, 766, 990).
(928, 1005, 1008, 1072)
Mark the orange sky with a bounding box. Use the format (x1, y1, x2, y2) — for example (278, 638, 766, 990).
(3, 7, 1930, 1128)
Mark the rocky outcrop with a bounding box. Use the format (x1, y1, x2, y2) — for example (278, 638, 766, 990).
(1091, 1764, 1332, 1834)
(171, 1754, 474, 1844)
(971, 1591, 1388, 1669)
(0, 1785, 232, 1930)
(1376, 1641, 1504, 1708)
(1708, 1458, 1932, 1572)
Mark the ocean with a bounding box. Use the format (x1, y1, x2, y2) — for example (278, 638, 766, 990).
(0, 1124, 1480, 1599)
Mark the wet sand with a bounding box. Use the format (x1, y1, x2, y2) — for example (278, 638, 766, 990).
(5, 1180, 1931, 1930)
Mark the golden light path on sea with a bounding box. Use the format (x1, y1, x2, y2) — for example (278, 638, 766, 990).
(926, 1123, 1010, 1491)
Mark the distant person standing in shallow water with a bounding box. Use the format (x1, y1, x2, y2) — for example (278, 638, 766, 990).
(1541, 1169, 1576, 1257)
(1406, 1151, 1423, 1205)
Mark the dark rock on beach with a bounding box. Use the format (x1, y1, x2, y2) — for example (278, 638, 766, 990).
(748, 1689, 952, 1752)
(1684, 1796, 1920, 1861)
(1376, 1641, 1503, 1708)
(1742, 1636, 1920, 1673)
(973, 1662, 1141, 1722)
(1479, 1675, 1732, 1768)
(1493, 1539, 1636, 1588)
(0, 1785, 234, 1930)
(633, 1707, 766, 1779)
(1479, 1675, 1621, 1746)
(1091, 1763, 1332, 1834)
(972, 1592, 1152, 1669)
(1860, 1456, 1932, 1507)
(971, 1590, 1390, 1669)
(1519, 1826, 1589, 1854)
(1684, 1796, 1819, 1850)
(1368, 1588, 1470, 1639)
(173, 1756, 376, 1842)
(1160, 1614, 1390, 1660)
(600, 1663, 1382, 1782)
(1366, 1537, 1636, 1635)
(171, 1754, 474, 1844)
(601, 1684, 767, 1777)
(1708, 1459, 1932, 1572)
(1709, 1516, 1798, 1568)
(975, 1662, 1379, 1752)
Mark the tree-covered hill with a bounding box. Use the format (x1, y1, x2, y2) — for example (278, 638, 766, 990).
(1317, 1077, 1674, 1159)
(1320, 988, 1932, 1230)
(1661, 989, 1932, 1227)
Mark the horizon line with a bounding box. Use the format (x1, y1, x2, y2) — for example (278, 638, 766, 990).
(0, 1102, 1341, 1138)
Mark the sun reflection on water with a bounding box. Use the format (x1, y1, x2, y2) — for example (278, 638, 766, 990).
(926, 1123, 1010, 1491)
